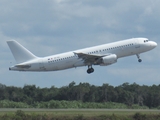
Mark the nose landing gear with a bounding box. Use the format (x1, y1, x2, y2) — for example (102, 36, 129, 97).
(136, 54, 142, 62)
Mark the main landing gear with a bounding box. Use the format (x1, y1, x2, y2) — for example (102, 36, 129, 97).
(136, 54, 142, 62)
(87, 65, 94, 74)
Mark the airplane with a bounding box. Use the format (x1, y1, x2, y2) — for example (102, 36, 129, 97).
(7, 38, 157, 74)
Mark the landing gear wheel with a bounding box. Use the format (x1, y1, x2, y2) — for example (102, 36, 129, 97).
(90, 68, 94, 73)
(136, 54, 142, 63)
(87, 69, 91, 74)
(87, 66, 94, 74)
(138, 59, 142, 62)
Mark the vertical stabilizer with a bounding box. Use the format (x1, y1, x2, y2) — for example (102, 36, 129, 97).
(7, 40, 38, 63)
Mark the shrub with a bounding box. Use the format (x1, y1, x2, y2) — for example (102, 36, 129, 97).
(133, 112, 146, 120)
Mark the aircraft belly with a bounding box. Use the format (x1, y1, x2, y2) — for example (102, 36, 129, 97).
(73, 60, 84, 67)
(55, 59, 84, 70)
(45, 63, 58, 71)
(47, 61, 75, 71)
(57, 62, 73, 70)
(115, 47, 137, 58)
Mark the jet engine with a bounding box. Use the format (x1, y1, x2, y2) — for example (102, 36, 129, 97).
(100, 54, 117, 66)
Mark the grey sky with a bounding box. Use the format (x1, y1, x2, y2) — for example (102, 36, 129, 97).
(1, 0, 159, 88)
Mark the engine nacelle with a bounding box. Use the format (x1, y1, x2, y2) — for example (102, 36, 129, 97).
(100, 54, 117, 66)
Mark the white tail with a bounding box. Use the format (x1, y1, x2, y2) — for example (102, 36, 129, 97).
(7, 40, 38, 63)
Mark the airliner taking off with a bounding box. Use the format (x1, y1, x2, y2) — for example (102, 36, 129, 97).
(7, 38, 157, 74)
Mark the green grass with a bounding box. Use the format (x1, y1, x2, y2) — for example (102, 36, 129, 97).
(0, 109, 159, 117)
(0, 109, 160, 120)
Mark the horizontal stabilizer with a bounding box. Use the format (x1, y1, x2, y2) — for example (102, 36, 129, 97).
(15, 64, 31, 68)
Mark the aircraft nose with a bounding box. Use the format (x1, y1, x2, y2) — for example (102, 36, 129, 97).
(151, 41, 157, 48)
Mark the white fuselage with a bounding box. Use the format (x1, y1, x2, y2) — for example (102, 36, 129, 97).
(9, 38, 157, 72)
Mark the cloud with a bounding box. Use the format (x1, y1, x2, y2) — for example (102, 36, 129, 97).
(0, 0, 160, 88)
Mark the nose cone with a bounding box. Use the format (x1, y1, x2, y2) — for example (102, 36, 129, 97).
(151, 41, 157, 48)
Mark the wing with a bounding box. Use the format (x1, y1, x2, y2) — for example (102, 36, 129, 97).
(74, 52, 109, 65)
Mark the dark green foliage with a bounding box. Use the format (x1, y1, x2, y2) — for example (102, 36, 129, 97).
(133, 112, 147, 120)
(0, 100, 31, 108)
(0, 110, 160, 120)
(96, 115, 109, 120)
(35, 100, 129, 109)
(74, 114, 84, 120)
(0, 82, 160, 108)
(14, 110, 26, 120)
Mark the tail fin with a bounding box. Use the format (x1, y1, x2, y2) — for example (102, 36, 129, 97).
(7, 40, 38, 63)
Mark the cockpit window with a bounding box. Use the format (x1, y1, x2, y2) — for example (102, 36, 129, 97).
(144, 40, 149, 43)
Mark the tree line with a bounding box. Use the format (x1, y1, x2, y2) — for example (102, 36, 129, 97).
(0, 82, 160, 108)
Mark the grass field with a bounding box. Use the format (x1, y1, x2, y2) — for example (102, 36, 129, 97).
(0, 109, 159, 116)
